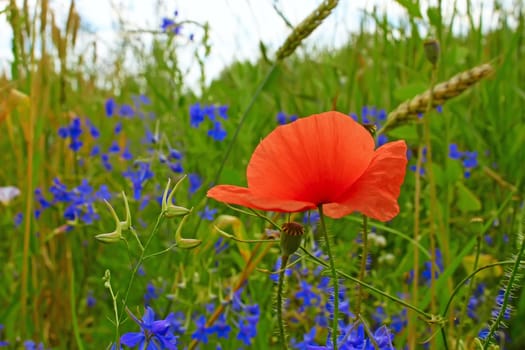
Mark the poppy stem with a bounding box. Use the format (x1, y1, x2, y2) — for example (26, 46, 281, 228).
(318, 204, 339, 349)
(277, 254, 290, 349)
(355, 215, 369, 318)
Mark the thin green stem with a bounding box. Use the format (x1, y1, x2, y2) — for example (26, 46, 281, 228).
(119, 215, 165, 323)
(300, 247, 434, 321)
(454, 234, 482, 350)
(441, 260, 514, 317)
(319, 205, 338, 349)
(483, 213, 525, 347)
(70, 254, 84, 350)
(355, 215, 368, 317)
(277, 255, 289, 349)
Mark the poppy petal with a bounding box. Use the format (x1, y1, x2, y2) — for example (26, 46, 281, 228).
(247, 111, 375, 204)
(323, 140, 407, 221)
(207, 185, 317, 212)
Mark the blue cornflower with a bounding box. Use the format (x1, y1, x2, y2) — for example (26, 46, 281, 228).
(14, 212, 23, 227)
(191, 315, 212, 344)
(86, 291, 96, 307)
(448, 143, 462, 159)
(295, 281, 321, 308)
(144, 282, 159, 305)
(217, 105, 228, 119)
(123, 162, 154, 200)
(161, 18, 181, 34)
(58, 126, 69, 138)
(377, 134, 388, 147)
(119, 104, 134, 117)
(101, 153, 112, 171)
(237, 317, 258, 346)
(165, 312, 186, 334)
(143, 130, 158, 144)
(188, 173, 202, 194)
(291, 326, 317, 349)
(214, 237, 229, 254)
(114, 121, 123, 134)
(189, 103, 205, 128)
(276, 111, 287, 125)
(203, 105, 216, 120)
(121, 145, 133, 161)
(463, 151, 478, 169)
(199, 206, 217, 221)
(209, 314, 231, 339)
(105, 98, 116, 117)
(270, 256, 293, 282)
(90, 144, 100, 157)
(169, 148, 182, 160)
(108, 141, 120, 153)
(23, 341, 44, 350)
(391, 309, 407, 333)
(120, 307, 177, 349)
(169, 162, 184, 174)
(85, 119, 100, 138)
(208, 121, 227, 141)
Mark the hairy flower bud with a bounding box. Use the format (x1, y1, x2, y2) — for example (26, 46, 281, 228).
(280, 222, 304, 256)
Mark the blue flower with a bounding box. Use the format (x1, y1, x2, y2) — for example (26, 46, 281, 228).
(119, 104, 134, 117)
(295, 281, 321, 308)
(218, 105, 228, 119)
(14, 212, 23, 227)
(199, 206, 217, 221)
(207, 121, 227, 141)
(169, 148, 182, 160)
(120, 307, 177, 349)
(23, 341, 44, 350)
(190, 103, 205, 128)
(188, 173, 202, 194)
(209, 314, 231, 339)
(123, 162, 154, 200)
(114, 122, 123, 134)
(105, 98, 116, 117)
(191, 315, 212, 344)
(448, 143, 462, 159)
(276, 111, 287, 125)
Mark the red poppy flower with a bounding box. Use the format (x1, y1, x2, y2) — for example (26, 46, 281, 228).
(207, 111, 407, 222)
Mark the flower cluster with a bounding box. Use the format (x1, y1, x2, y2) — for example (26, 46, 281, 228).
(189, 103, 229, 141)
(34, 178, 111, 224)
(448, 143, 479, 178)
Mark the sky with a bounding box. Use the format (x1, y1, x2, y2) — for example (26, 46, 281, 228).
(0, 0, 516, 87)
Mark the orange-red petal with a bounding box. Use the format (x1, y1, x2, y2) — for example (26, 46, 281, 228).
(246, 111, 375, 204)
(323, 140, 408, 221)
(207, 185, 317, 212)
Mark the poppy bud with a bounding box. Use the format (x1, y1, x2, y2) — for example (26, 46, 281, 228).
(280, 222, 304, 256)
(423, 38, 440, 65)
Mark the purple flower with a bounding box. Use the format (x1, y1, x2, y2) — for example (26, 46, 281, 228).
(120, 307, 177, 349)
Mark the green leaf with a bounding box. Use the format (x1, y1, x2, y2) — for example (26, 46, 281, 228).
(455, 181, 482, 213)
(387, 125, 419, 143)
(393, 82, 427, 102)
(426, 7, 441, 28)
(394, 0, 422, 19)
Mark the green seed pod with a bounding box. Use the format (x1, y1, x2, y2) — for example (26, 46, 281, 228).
(280, 222, 304, 256)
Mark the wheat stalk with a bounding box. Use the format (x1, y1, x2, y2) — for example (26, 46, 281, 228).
(379, 63, 495, 134)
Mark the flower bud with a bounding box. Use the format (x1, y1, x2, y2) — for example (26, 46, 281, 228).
(175, 209, 201, 249)
(423, 38, 440, 65)
(280, 222, 304, 256)
(162, 176, 191, 218)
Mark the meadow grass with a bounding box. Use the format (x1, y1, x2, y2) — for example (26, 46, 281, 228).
(0, 0, 524, 349)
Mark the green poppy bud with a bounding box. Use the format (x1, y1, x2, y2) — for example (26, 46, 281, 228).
(280, 222, 304, 256)
(424, 38, 440, 65)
